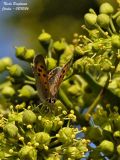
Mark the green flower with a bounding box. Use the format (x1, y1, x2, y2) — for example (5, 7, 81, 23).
(19, 145, 37, 160)
(4, 123, 18, 138)
(57, 127, 75, 144)
(33, 132, 51, 149)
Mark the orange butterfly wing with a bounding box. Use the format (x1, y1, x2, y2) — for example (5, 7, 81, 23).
(33, 54, 50, 102)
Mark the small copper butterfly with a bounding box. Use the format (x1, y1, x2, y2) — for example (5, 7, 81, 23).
(33, 54, 72, 106)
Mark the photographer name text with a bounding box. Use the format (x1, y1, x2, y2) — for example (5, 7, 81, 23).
(1, 1, 29, 11)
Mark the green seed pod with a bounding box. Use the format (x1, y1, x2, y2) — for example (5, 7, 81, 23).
(15, 46, 26, 59)
(38, 31, 52, 50)
(46, 58, 57, 70)
(58, 127, 75, 144)
(111, 34, 120, 49)
(64, 147, 81, 159)
(98, 140, 114, 155)
(53, 41, 66, 55)
(22, 110, 37, 124)
(117, 145, 120, 155)
(8, 64, 24, 78)
(2, 86, 15, 98)
(33, 132, 51, 149)
(24, 49, 35, 62)
(18, 85, 37, 98)
(19, 145, 37, 160)
(84, 13, 97, 28)
(4, 123, 18, 138)
(97, 14, 110, 29)
(116, 16, 120, 27)
(99, 3, 114, 14)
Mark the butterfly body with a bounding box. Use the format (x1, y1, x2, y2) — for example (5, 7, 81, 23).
(33, 54, 72, 107)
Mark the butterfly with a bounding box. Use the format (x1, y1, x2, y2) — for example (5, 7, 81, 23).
(33, 54, 72, 107)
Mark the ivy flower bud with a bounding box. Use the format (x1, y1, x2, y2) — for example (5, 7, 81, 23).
(98, 140, 114, 155)
(22, 110, 37, 124)
(58, 127, 75, 144)
(99, 3, 114, 14)
(8, 64, 24, 78)
(111, 35, 120, 49)
(4, 123, 18, 138)
(0, 57, 12, 72)
(18, 85, 37, 98)
(46, 58, 57, 70)
(116, 16, 120, 27)
(97, 14, 110, 29)
(84, 13, 97, 28)
(113, 131, 120, 138)
(19, 145, 37, 160)
(24, 49, 35, 62)
(2, 57, 13, 67)
(15, 46, 26, 59)
(2, 86, 15, 98)
(53, 41, 66, 55)
(38, 31, 52, 50)
(33, 132, 51, 149)
(117, 145, 120, 155)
